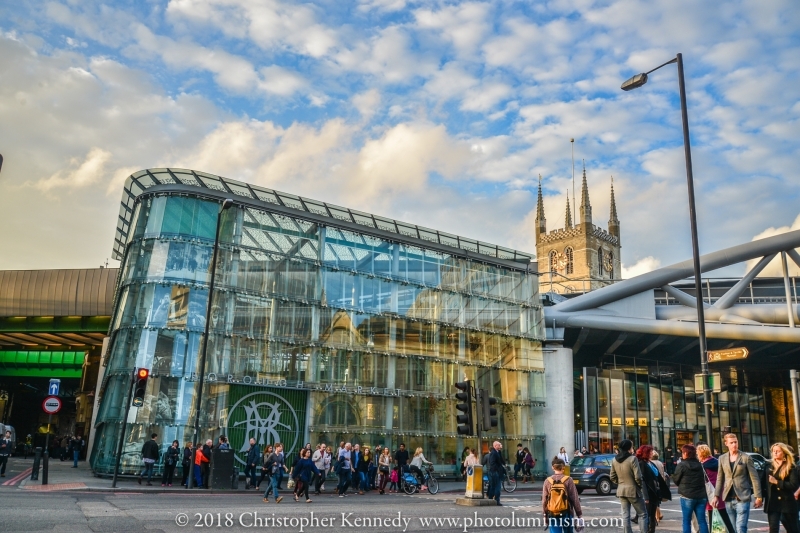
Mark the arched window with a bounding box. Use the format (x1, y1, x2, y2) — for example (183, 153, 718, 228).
(565, 247, 574, 275)
(608, 251, 614, 280)
(549, 250, 558, 273)
(598, 248, 604, 277)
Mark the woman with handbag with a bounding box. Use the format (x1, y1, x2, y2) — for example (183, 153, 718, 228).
(697, 444, 734, 533)
(636, 445, 661, 533)
(161, 440, 181, 487)
(180, 441, 192, 487)
(378, 447, 392, 494)
(650, 450, 671, 525)
(672, 444, 709, 533)
(292, 448, 320, 503)
(258, 445, 273, 490)
(763, 442, 799, 533)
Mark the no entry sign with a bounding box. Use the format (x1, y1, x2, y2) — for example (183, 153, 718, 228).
(42, 395, 62, 415)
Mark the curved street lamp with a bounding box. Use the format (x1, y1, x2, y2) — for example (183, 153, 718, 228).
(621, 54, 714, 447)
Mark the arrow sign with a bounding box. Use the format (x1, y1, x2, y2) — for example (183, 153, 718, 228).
(42, 395, 63, 415)
(49, 379, 61, 396)
(708, 347, 749, 363)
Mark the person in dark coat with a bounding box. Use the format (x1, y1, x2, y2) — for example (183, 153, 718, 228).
(486, 441, 506, 506)
(201, 440, 212, 488)
(636, 445, 660, 533)
(291, 448, 320, 503)
(244, 438, 261, 489)
(762, 442, 799, 533)
(181, 442, 192, 486)
(161, 440, 181, 487)
(672, 444, 709, 533)
(138, 433, 160, 486)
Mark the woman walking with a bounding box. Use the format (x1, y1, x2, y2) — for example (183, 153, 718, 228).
(378, 447, 392, 494)
(672, 444, 709, 533)
(358, 447, 372, 493)
(181, 442, 192, 487)
(697, 444, 735, 533)
(636, 445, 660, 533)
(523, 447, 535, 483)
(763, 442, 799, 533)
(292, 448, 320, 503)
(258, 445, 273, 490)
(161, 440, 180, 487)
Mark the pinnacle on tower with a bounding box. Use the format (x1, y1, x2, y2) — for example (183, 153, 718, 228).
(565, 190, 573, 229)
(609, 176, 620, 240)
(535, 174, 546, 241)
(579, 160, 592, 226)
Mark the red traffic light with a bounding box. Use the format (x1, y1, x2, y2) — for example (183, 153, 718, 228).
(137, 368, 149, 379)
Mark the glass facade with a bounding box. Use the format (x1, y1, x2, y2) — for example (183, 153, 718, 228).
(581, 357, 774, 455)
(91, 169, 547, 476)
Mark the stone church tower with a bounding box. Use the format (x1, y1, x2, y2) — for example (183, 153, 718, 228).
(535, 167, 621, 294)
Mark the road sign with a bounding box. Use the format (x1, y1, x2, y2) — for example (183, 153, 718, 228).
(695, 373, 722, 393)
(48, 379, 61, 396)
(42, 395, 63, 415)
(708, 347, 749, 363)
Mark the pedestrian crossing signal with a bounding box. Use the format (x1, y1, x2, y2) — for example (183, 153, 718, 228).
(132, 368, 149, 407)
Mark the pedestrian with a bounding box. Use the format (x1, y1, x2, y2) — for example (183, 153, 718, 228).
(410, 447, 432, 491)
(244, 437, 261, 489)
(0, 430, 11, 477)
(697, 444, 735, 533)
(378, 447, 392, 494)
(259, 445, 274, 492)
(161, 440, 180, 487)
(523, 447, 536, 483)
(291, 448, 320, 503)
(650, 450, 671, 525)
(138, 433, 160, 486)
(394, 442, 409, 471)
(181, 441, 192, 486)
(358, 446, 372, 493)
(336, 442, 353, 497)
(673, 444, 709, 533)
(264, 442, 287, 503)
(201, 440, 212, 488)
(557, 447, 570, 464)
(542, 455, 582, 533)
(486, 440, 505, 506)
(762, 442, 798, 533)
(193, 441, 208, 488)
(513, 443, 525, 481)
(463, 448, 479, 468)
(389, 465, 399, 493)
(711, 433, 763, 533)
(371, 445, 382, 489)
(70, 435, 83, 468)
(350, 444, 364, 494)
(312, 443, 326, 495)
(611, 439, 648, 533)
(217, 435, 230, 450)
(636, 445, 660, 533)
(60, 436, 69, 461)
(322, 446, 332, 492)
(665, 447, 676, 475)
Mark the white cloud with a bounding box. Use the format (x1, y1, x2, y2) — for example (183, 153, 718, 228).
(35, 147, 112, 192)
(622, 256, 661, 279)
(745, 214, 800, 277)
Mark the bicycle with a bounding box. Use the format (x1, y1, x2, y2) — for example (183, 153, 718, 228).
(483, 464, 517, 493)
(400, 464, 439, 495)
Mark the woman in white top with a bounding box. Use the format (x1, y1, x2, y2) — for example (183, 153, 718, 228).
(557, 447, 570, 464)
(410, 447, 432, 489)
(463, 448, 479, 467)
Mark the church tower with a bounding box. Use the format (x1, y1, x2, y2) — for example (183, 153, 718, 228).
(535, 167, 622, 294)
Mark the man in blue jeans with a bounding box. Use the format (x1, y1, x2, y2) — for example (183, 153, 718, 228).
(337, 443, 352, 497)
(70, 435, 83, 468)
(264, 443, 287, 503)
(712, 434, 762, 533)
(486, 441, 505, 506)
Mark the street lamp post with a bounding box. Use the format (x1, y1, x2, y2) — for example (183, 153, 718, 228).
(187, 198, 234, 489)
(622, 53, 714, 446)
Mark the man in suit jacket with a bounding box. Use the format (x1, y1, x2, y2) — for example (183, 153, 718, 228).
(711, 433, 762, 533)
(610, 439, 648, 533)
(350, 445, 362, 494)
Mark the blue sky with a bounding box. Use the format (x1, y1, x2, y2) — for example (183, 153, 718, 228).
(0, 0, 798, 278)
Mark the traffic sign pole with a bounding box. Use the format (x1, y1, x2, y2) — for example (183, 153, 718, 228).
(40, 395, 62, 486)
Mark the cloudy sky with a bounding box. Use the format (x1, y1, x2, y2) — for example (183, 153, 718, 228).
(1, 0, 798, 278)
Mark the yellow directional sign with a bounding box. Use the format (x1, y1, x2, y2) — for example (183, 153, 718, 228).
(708, 347, 749, 363)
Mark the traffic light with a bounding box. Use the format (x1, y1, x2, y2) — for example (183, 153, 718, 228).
(481, 390, 498, 432)
(454, 380, 473, 436)
(132, 368, 150, 407)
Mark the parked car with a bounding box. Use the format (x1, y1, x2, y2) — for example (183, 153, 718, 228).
(745, 452, 767, 472)
(569, 454, 617, 495)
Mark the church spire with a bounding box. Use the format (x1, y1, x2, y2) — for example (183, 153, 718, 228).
(579, 160, 592, 226)
(565, 190, 573, 229)
(609, 176, 620, 241)
(535, 174, 546, 242)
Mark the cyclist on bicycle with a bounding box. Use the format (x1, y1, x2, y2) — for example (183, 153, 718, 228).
(409, 447, 432, 491)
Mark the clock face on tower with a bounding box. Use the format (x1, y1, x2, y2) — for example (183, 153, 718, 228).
(603, 255, 614, 273)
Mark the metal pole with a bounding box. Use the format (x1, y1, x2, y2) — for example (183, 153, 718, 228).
(189, 200, 231, 488)
(790, 370, 800, 450)
(780, 252, 795, 327)
(676, 53, 713, 445)
(111, 369, 136, 488)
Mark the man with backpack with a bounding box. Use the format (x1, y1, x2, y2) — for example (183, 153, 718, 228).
(542, 456, 582, 533)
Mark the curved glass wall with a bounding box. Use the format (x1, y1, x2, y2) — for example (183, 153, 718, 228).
(92, 192, 546, 476)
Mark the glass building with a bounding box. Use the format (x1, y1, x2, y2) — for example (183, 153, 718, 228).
(90, 168, 547, 476)
(580, 355, 781, 455)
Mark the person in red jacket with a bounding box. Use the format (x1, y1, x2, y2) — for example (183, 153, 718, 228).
(194, 442, 209, 488)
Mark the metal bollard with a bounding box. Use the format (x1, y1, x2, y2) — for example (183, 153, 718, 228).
(42, 451, 49, 485)
(31, 447, 42, 481)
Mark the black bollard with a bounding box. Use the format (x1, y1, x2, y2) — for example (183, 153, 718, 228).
(31, 447, 42, 481)
(42, 450, 49, 485)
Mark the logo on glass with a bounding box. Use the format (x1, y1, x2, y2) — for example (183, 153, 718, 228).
(225, 391, 300, 466)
